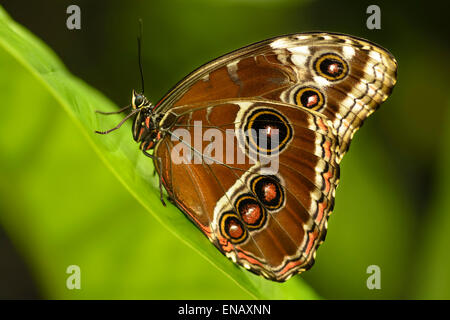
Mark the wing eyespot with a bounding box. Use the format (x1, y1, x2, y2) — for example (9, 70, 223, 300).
(250, 175, 285, 211)
(294, 86, 326, 111)
(219, 212, 248, 244)
(243, 107, 293, 156)
(235, 194, 267, 229)
(313, 53, 349, 81)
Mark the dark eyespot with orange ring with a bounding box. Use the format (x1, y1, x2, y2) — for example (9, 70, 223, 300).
(235, 194, 267, 229)
(244, 108, 293, 155)
(295, 87, 325, 111)
(219, 212, 248, 244)
(251, 175, 285, 211)
(313, 53, 348, 81)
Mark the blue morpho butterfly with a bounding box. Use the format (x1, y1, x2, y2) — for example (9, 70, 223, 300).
(96, 32, 397, 281)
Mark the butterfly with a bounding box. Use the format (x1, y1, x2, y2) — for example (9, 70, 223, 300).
(96, 32, 397, 282)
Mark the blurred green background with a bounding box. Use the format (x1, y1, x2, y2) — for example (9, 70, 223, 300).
(0, 0, 449, 299)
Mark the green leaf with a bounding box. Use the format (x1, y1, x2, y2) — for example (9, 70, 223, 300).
(0, 6, 319, 299)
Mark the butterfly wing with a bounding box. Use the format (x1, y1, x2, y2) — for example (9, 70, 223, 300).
(154, 99, 339, 281)
(155, 32, 397, 158)
(152, 32, 397, 281)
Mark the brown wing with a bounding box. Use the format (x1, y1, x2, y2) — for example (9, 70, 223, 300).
(155, 32, 397, 159)
(154, 100, 339, 281)
(152, 32, 397, 281)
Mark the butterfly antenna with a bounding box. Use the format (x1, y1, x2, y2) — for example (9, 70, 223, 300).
(137, 18, 145, 94)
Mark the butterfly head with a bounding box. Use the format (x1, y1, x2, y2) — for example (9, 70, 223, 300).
(130, 90, 163, 149)
(131, 89, 155, 139)
(132, 89, 151, 110)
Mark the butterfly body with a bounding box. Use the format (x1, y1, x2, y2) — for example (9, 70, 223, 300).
(98, 32, 397, 282)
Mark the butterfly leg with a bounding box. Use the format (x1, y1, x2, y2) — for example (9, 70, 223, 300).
(95, 105, 130, 115)
(142, 150, 166, 207)
(166, 195, 176, 205)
